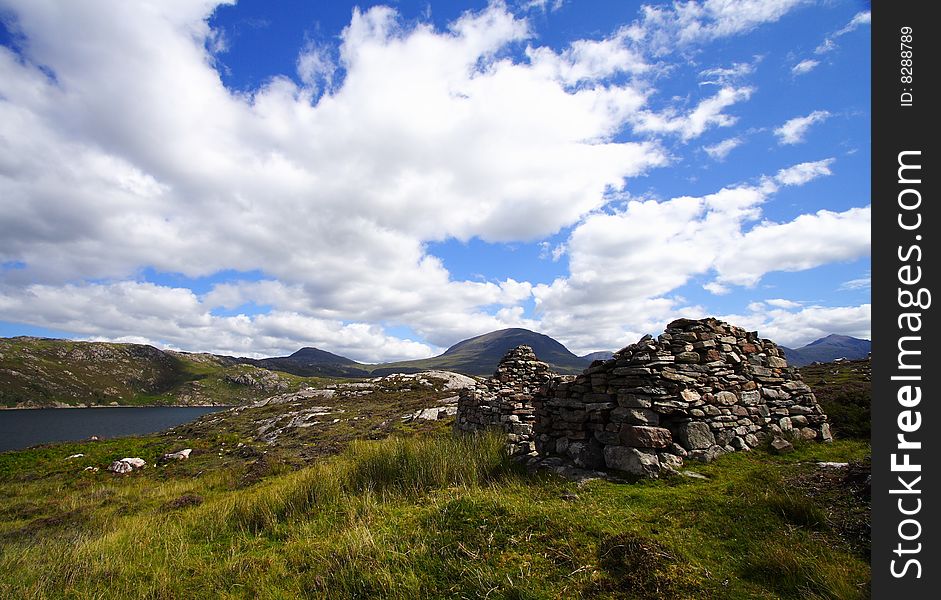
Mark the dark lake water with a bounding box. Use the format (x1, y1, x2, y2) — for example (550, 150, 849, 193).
(0, 406, 226, 453)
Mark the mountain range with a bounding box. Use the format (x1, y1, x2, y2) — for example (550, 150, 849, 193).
(247, 328, 596, 377)
(779, 334, 871, 367)
(0, 328, 870, 407)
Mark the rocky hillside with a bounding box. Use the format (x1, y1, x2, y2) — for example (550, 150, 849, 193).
(0, 337, 321, 408)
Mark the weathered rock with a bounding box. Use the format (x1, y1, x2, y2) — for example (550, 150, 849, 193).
(677, 422, 716, 450)
(770, 437, 794, 454)
(619, 425, 672, 449)
(603, 446, 661, 477)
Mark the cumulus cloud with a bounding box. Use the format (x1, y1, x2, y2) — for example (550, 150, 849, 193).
(532, 159, 868, 354)
(0, 1, 677, 356)
(774, 110, 830, 144)
(723, 302, 871, 347)
(0, 281, 437, 362)
(0, 0, 866, 359)
(764, 298, 802, 309)
(713, 206, 871, 287)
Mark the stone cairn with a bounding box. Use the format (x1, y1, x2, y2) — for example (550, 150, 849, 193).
(454, 345, 552, 457)
(456, 317, 832, 478)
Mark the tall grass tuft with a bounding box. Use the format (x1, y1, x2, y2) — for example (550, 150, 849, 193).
(344, 431, 512, 496)
(228, 431, 512, 532)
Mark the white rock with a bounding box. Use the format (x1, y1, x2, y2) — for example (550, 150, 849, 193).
(163, 449, 192, 461)
(108, 460, 134, 474)
(65, 453, 84, 460)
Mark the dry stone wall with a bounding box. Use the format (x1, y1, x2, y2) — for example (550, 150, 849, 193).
(456, 318, 832, 478)
(454, 346, 552, 457)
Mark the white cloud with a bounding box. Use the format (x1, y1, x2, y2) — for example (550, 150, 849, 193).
(0, 0, 866, 359)
(0, 281, 437, 363)
(638, 0, 809, 55)
(526, 27, 650, 84)
(726, 302, 871, 347)
(774, 110, 830, 144)
(815, 10, 870, 55)
(765, 298, 801, 309)
(699, 56, 762, 85)
(791, 58, 819, 75)
(839, 273, 871, 291)
(713, 206, 871, 287)
(703, 281, 730, 295)
(531, 160, 866, 354)
(0, 1, 676, 353)
(773, 158, 833, 186)
(633, 86, 753, 141)
(836, 11, 871, 36)
(704, 136, 742, 160)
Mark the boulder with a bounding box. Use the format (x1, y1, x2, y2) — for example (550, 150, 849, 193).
(677, 422, 715, 450)
(619, 425, 672, 449)
(603, 446, 660, 477)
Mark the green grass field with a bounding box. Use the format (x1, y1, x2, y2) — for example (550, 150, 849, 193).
(0, 431, 870, 599)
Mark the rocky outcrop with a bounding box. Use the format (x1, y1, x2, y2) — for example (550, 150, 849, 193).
(457, 318, 832, 478)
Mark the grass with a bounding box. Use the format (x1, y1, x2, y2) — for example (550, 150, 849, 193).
(0, 431, 870, 599)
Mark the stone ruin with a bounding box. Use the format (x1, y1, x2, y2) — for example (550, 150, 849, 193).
(454, 345, 548, 457)
(456, 317, 832, 478)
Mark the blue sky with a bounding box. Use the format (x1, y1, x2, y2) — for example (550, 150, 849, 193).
(0, 0, 870, 361)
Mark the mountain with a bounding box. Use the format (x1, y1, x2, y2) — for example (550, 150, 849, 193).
(247, 346, 370, 378)
(372, 328, 591, 376)
(581, 351, 615, 362)
(781, 334, 871, 367)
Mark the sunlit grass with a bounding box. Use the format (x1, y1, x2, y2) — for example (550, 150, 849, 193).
(0, 433, 870, 599)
